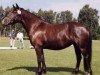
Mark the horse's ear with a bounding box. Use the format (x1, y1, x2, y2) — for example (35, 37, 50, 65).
(16, 3, 19, 9)
(13, 5, 16, 9)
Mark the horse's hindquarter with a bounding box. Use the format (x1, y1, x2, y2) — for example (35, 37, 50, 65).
(70, 23, 90, 48)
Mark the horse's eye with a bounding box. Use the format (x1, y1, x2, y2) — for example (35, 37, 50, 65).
(13, 11, 17, 13)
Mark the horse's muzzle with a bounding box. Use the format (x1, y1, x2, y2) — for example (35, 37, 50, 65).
(2, 18, 11, 25)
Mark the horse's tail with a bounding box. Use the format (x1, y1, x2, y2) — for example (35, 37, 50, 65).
(89, 33, 92, 62)
(87, 31, 92, 66)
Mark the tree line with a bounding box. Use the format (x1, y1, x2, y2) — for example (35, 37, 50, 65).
(0, 4, 100, 39)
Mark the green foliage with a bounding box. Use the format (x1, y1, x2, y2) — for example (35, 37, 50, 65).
(0, 6, 5, 36)
(78, 5, 99, 39)
(96, 26, 100, 35)
(38, 9, 56, 23)
(60, 10, 73, 23)
(0, 6, 4, 19)
(37, 9, 44, 20)
(37, 9, 73, 24)
(95, 26, 100, 39)
(78, 5, 99, 28)
(43, 10, 56, 23)
(4, 6, 11, 16)
(55, 11, 73, 24)
(55, 13, 61, 24)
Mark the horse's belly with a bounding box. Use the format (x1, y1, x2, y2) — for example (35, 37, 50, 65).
(43, 41, 72, 50)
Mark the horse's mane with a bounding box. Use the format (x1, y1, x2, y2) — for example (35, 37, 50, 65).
(19, 8, 52, 25)
(20, 8, 41, 19)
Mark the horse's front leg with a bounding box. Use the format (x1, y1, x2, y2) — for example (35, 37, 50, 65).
(35, 45, 46, 75)
(41, 50, 47, 74)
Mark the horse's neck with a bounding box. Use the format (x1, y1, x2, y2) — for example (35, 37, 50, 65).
(21, 12, 41, 34)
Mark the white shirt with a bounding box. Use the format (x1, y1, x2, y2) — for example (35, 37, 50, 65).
(17, 32, 23, 39)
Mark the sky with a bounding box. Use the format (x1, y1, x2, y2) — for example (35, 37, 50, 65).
(0, 0, 100, 19)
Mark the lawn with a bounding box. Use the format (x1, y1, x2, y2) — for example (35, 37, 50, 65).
(0, 37, 100, 75)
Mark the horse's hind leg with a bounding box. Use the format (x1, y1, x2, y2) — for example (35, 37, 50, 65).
(82, 48, 92, 75)
(72, 44, 82, 75)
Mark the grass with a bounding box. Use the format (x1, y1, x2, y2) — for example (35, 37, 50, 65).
(0, 37, 100, 75)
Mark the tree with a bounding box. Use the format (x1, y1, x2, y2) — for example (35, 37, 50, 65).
(0, 6, 4, 36)
(73, 18, 78, 22)
(37, 9, 44, 20)
(96, 26, 100, 35)
(1, 6, 12, 36)
(65, 10, 73, 22)
(37, 9, 56, 23)
(59, 10, 73, 24)
(95, 26, 100, 39)
(0, 6, 4, 19)
(4, 6, 11, 15)
(78, 5, 99, 39)
(55, 13, 62, 24)
(43, 10, 56, 23)
(78, 5, 99, 28)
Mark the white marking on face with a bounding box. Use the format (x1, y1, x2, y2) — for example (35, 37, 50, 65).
(17, 10, 21, 14)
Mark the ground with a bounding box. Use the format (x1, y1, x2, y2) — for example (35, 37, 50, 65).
(0, 37, 100, 75)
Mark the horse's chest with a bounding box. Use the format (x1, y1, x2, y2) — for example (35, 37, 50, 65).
(30, 31, 46, 44)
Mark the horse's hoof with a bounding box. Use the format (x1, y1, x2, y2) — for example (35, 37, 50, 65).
(36, 72, 42, 75)
(85, 72, 92, 75)
(71, 71, 78, 75)
(85, 70, 92, 75)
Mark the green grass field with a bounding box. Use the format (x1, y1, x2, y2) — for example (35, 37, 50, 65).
(0, 37, 100, 75)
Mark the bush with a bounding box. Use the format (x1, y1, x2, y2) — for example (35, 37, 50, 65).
(96, 35, 100, 40)
(23, 37, 29, 40)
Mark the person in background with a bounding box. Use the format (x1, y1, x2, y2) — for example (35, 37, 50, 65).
(9, 30, 15, 47)
(17, 31, 24, 49)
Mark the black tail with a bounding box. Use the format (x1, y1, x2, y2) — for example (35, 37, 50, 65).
(88, 32, 92, 65)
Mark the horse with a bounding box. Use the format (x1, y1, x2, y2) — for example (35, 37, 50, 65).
(2, 4, 92, 75)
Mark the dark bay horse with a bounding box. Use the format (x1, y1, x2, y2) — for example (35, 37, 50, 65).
(2, 4, 92, 75)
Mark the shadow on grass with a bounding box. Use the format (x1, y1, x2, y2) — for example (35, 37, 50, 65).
(7, 66, 85, 75)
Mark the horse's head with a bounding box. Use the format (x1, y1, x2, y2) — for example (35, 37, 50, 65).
(2, 4, 22, 26)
